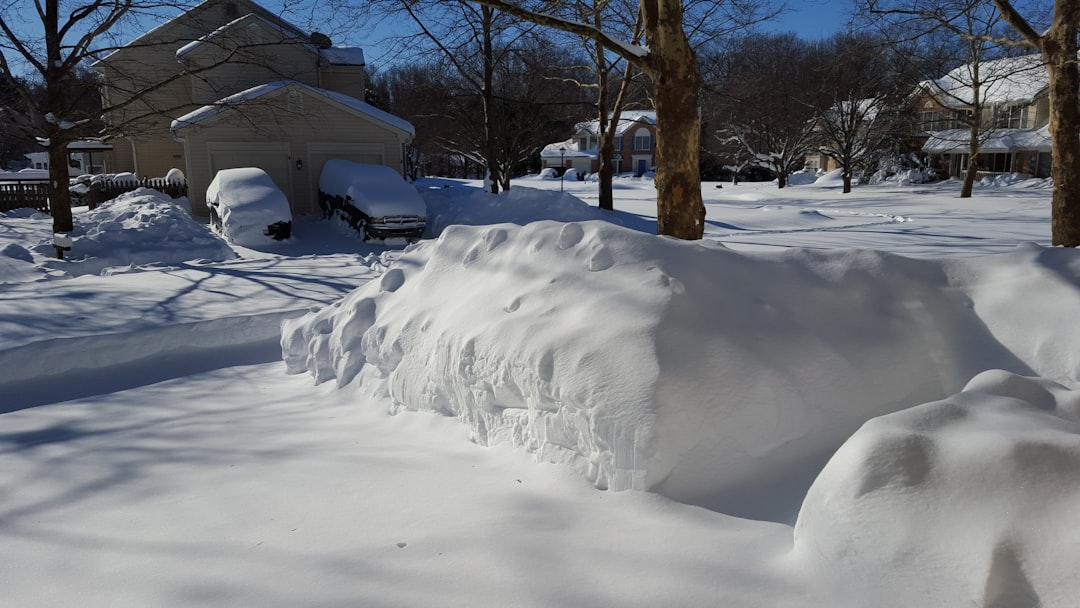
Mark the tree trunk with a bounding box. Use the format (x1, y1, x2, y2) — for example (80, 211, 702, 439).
(593, 10, 615, 212)
(44, 0, 73, 258)
(842, 168, 852, 194)
(1044, 40, 1080, 245)
(961, 123, 980, 198)
(777, 172, 787, 188)
(47, 141, 74, 258)
(597, 135, 615, 210)
(481, 6, 500, 194)
(994, 0, 1080, 246)
(643, 0, 704, 239)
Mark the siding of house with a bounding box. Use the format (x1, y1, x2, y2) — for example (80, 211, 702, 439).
(95, 0, 404, 205)
(180, 92, 406, 215)
(183, 24, 321, 104)
(318, 65, 367, 101)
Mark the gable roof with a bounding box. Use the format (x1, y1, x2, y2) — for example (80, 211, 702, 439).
(574, 110, 657, 138)
(175, 12, 305, 60)
(170, 80, 414, 138)
(94, 0, 306, 66)
(921, 53, 1047, 108)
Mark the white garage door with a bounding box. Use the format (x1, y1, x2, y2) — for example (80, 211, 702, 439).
(208, 143, 292, 205)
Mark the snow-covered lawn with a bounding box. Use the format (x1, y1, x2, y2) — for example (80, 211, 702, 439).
(1, 173, 1077, 607)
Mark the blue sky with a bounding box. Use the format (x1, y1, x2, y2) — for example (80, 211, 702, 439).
(767, 0, 855, 40)
(357, 0, 854, 67)
(2, 0, 853, 74)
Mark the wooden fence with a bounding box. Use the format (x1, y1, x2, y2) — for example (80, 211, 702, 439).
(0, 177, 188, 215)
(85, 177, 188, 209)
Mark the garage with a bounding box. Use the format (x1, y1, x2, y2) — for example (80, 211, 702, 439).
(307, 143, 384, 208)
(208, 142, 293, 206)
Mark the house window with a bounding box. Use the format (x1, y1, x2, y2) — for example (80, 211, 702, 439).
(633, 128, 652, 151)
(989, 153, 1012, 172)
(996, 105, 1027, 129)
(579, 137, 590, 150)
(613, 137, 622, 151)
(915, 111, 941, 131)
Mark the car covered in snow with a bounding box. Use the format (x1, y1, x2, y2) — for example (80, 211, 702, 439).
(318, 160, 426, 241)
(206, 167, 292, 245)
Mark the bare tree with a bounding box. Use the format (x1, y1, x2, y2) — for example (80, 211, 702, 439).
(0, 0, 164, 257)
(993, 0, 1080, 246)
(814, 34, 910, 193)
(709, 34, 826, 189)
(428, 0, 704, 238)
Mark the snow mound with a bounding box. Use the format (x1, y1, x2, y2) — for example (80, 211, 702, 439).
(420, 183, 605, 235)
(787, 169, 821, 186)
(282, 221, 1080, 509)
(37, 188, 237, 276)
(794, 370, 1080, 607)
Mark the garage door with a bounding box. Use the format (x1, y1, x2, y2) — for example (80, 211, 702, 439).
(208, 143, 292, 206)
(307, 143, 385, 203)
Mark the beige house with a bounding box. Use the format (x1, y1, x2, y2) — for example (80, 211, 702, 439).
(540, 110, 657, 177)
(916, 53, 1052, 179)
(93, 0, 414, 215)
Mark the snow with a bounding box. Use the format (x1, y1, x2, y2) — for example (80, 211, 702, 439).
(170, 81, 415, 137)
(923, 126, 1053, 153)
(206, 167, 292, 246)
(923, 52, 1048, 107)
(319, 46, 365, 65)
(2, 173, 1080, 607)
(318, 160, 427, 218)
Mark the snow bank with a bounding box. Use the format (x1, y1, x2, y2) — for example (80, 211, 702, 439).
(420, 182, 606, 235)
(281, 220, 1080, 507)
(35, 189, 236, 276)
(794, 370, 1080, 607)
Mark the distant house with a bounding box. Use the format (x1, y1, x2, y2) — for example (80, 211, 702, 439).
(92, 0, 415, 215)
(540, 110, 657, 177)
(915, 53, 1051, 179)
(23, 141, 113, 176)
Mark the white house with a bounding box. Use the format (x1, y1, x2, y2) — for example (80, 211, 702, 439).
(540, 110, 657, 177)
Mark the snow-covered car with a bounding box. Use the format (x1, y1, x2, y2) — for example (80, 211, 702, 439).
(206, 167, 292, 245)
(318, 160, 426, 241)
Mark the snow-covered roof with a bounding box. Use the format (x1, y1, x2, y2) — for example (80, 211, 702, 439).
(922, 126, 1052, 153)
(170, 80, 415, 138)
(575, 110, 657, 137)
(94, 0, 309, 66)
(176, 13, 303, 59)
(921, 53, 1047, 108)
(539, 110, 656, 158)
(320, 46, 365, 66)
(540, 138, 598, 159)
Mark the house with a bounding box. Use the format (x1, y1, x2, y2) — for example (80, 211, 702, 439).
(540, 110, 657, 177)
(915, 53, 1052, 179)
(23, 141, 113, 176)
(92, 0, 414, 216)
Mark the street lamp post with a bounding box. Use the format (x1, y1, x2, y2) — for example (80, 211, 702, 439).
(559, 146, 566, 192)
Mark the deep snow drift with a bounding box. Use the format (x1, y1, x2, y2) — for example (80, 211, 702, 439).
(3, 172, 1079, 607)
(282, 216, 1080, 524)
